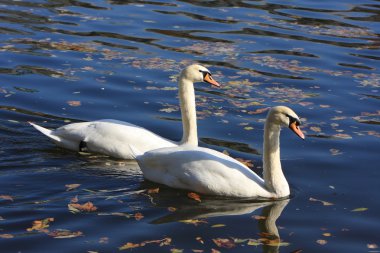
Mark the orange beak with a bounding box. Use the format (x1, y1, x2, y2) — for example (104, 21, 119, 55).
(204, 73, 220, 87)
(289, 122, 305, 140)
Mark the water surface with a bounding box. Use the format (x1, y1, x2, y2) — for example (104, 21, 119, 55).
(0, 0, 379, 252)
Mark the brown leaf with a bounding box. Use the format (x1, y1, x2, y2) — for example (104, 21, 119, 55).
(0, 234, 14, 239)
(187, 192, 201, 202)
(235, 158, 254, 168)
(67, 100, 81, 107)
(68, 201, 97, 213)
(212, 238, 236, 248)
(48, 229, 83, 238)
(134, 212, 144, 221)
(248, 107, 270, 115)
(0, 195, 13, 202)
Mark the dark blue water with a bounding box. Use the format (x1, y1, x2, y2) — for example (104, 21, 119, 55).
(1, 0, 379, 252)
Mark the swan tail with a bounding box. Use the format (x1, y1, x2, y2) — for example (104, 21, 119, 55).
(128, 144, 143, 160)
(28, 122, 61, 143)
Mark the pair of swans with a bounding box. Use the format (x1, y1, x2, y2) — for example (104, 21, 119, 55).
(133, 106, 304, 199)
(30, 64, 220, 159)
(31, 64, 305, 199)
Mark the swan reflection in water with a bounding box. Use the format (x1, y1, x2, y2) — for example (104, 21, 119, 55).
(150, 194, 290, 253)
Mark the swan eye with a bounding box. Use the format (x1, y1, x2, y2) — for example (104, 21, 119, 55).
(199, 70, 212, 80)
(286, 114, 300, 127)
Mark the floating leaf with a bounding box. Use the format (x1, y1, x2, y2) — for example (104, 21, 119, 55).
(310, 126, 322, 133)
(179, 219, 208, 226)
(367, 244, 378, 249)
(235, 158, 254, 168)
(244, 126, 254, 131)
(48, 229, 83, 239)
(119, 242, 140, 250)
(168, 207, 177, 212)
(0, 195, 13, 202)
(316, 239, 327, 245)
(322, 233, 332, 237)
(134, 212, 144, 221)
(211, 224, 226, 228)
(70, 195, 78, 203)
(99, 237, 109, 244)
(187, 192, 201, 202)
(67, 100, 81, 107)
(27, 218, 54, 232)
(309, 197, 334, 206)
(68, 201, 97, 213)
(196, 236, 204, 244)
(212, 238, 236, 248)
(247, 107, 270, 114)
(65, 184, 81, 191)
(247, 239, 261, 246)
(351, 207, 368, 212)
(329, 149, 343, 156)
(333, 133, 352, 139)
(170, 249, 183, 253)
(0, 234, 14, 239)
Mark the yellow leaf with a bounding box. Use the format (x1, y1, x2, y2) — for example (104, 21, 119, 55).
(351, 207, 368, 212)
(211, 224, 226, 228)
(27, 217, 54, 232)
(179, 219, 207, 226)
(119, 242, 140, 250)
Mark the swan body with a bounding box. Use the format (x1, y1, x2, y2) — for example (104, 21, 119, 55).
(135, 106, 305, 199)
(30, 64, 220, 159)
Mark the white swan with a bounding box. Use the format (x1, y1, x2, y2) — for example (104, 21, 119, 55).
(29, 64, 220, 159)
(134, 106, 305, 199)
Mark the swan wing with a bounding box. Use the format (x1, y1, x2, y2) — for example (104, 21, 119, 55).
(137, 146, 270, 198)
(34, 120, 176, 159)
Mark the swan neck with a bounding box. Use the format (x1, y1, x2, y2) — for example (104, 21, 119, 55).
(178, 77, 198, 146)
(263, 120, 289, 198)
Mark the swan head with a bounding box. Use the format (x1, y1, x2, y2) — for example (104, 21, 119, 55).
(180, 64, 220, 87)
(268, 106, 305, 139)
